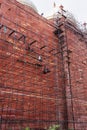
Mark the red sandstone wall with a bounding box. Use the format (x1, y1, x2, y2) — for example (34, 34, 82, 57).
(66, 26, 87, 129)
(0, 0, 67, 129)
(1, 0, 87, 130)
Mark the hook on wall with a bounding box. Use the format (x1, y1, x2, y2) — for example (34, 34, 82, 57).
(43, 66, 50, 74)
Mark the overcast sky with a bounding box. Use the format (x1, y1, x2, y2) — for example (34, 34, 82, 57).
(31, 0, 87, 23)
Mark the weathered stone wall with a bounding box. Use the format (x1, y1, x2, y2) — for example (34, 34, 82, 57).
(0, 0, 87, 130)
(0, 0, 67, 129)
(66, 27, 87, 129)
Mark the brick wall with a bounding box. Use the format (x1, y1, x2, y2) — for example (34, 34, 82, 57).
(66, 27, 87, 129)
(54, 15, 87, 130)
(0, 0, 87, 130)
(0, 0, 67, 129)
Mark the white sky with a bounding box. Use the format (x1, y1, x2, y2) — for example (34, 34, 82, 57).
(31, 0, 87, 23)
